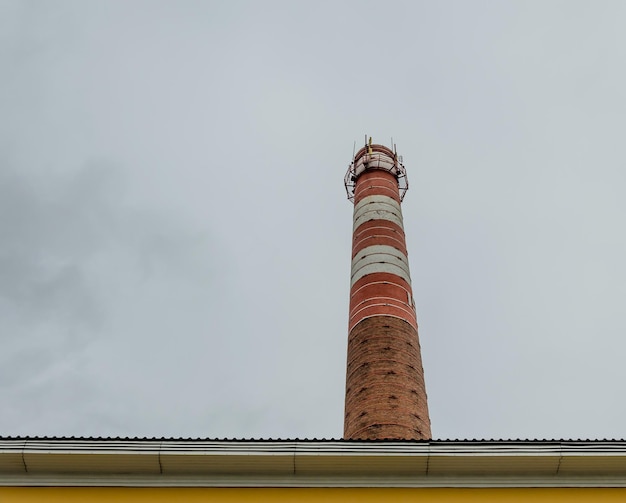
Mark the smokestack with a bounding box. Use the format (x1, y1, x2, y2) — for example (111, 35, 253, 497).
(343, 138, 431, 440)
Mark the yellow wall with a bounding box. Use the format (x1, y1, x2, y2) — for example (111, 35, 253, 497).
(1, 488, 626, 502)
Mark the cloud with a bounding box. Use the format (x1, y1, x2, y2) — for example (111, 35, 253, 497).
(0, 157, 218, 435)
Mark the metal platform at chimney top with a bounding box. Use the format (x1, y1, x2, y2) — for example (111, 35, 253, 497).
(344, 137, 409, 202)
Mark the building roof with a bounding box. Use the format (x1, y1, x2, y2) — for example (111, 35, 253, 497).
(3, 438, 626, 487)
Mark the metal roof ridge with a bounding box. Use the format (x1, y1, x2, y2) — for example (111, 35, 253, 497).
(2, 437, 626, 442)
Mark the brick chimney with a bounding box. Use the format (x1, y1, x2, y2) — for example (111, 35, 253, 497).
(343, 138, 431, 440)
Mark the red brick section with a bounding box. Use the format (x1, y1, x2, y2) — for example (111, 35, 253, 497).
(344, 316, 430, 440)
(344, 143, 431, 440)
(352, 220, 407, 258)
(349, 273, 417, 332)
(354, 171, 401, 205)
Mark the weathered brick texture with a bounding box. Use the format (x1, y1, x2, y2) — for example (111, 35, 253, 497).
(344, 316, 431, 440)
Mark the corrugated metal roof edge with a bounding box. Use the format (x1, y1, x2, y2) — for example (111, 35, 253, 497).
(1, 437, 625, 442)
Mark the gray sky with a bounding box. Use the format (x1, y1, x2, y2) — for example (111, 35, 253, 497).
(2, 0, 626, 440)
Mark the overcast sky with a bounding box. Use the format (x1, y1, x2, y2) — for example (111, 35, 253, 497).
(2, 0, 626, 440)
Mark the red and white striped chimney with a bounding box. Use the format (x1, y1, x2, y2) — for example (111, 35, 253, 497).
(343, 138, 431, 440)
